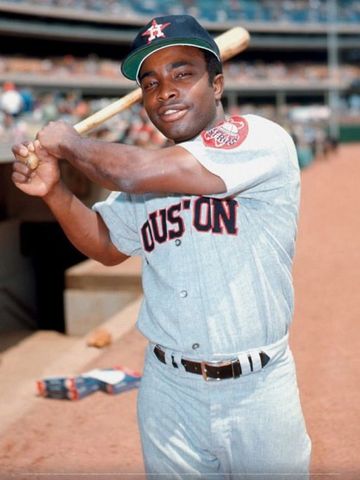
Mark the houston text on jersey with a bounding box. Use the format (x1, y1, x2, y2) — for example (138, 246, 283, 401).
(141, 196, 239, 252)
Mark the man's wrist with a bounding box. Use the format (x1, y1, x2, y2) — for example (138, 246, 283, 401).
(42, 180, 69, 205)
(59, 133, 82, 163)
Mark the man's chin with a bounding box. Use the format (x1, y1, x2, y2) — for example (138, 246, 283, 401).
(162, 127, 202, 144)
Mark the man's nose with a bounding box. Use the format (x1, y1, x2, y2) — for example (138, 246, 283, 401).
(157, 81, 178, 102)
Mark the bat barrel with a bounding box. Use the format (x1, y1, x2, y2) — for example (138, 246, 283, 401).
(217, 27, 250, 63)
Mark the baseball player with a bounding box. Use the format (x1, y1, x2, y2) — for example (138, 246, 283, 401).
(12, 15, 311, 479)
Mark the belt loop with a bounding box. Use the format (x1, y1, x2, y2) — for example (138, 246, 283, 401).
(249, 352, 263, 372)
(173, 351, 185, 372)
(164, 349, 173, 366)
(237, 352, 251, 376)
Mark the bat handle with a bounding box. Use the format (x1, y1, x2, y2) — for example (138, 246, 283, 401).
(74, 87, 142, 135)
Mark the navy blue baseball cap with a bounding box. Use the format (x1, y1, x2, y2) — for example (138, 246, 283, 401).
(121, 15, 221, 83)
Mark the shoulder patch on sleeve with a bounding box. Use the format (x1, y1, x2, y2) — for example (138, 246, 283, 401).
(201, 115, 249, 150)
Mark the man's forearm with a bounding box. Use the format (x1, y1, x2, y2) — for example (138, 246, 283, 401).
(60, 137, 143, 193)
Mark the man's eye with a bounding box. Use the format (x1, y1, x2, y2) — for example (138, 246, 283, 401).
(143, 80, 158, 90)
(175, 71, 191, 79)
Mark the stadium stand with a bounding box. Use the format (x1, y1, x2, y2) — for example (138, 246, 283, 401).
(1, 0, 359, 24)
(0, 0, 359, 157)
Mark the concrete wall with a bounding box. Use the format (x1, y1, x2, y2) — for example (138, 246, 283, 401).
(0, 219, 37, 331)
(64, 257, 142, 336)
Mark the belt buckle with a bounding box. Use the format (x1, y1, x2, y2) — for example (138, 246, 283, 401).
(200, 361, 209, 381)
(201, 359, 234, 381)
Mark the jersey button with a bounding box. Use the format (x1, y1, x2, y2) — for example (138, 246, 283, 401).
(192, 343, 200, 350)
(175, 239, 182, 246)
(179, 290, 188, 298)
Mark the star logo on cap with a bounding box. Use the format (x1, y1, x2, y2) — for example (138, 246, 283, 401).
(142, 19, 171, 44)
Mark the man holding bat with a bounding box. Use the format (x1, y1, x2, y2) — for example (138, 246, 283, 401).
(12, 15, 311, 478)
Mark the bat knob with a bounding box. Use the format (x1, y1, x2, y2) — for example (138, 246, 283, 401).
(15, 151, 40, 170)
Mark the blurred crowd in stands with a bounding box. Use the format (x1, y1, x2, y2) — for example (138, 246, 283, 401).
(1, 81, 357, 168)
(4, 0, 360, 23)
(0, 83, 167, 152)
(1, 54, 359, 87)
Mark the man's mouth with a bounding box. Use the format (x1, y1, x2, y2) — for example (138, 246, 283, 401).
(159, 106, 188, 122)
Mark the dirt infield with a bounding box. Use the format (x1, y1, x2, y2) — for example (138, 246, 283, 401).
(291, 143, 360, 478)
(0, 144, 359, 479)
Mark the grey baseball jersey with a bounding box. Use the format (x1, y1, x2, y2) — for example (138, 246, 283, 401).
(93, 114, 300, 359)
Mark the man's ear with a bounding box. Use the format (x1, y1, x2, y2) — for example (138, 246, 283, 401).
(213, 74, 224, 101)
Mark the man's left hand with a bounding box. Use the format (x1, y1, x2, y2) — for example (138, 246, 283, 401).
(37, 120, 81, 159)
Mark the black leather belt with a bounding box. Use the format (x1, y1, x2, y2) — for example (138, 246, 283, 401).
(153, 345, 270, 381)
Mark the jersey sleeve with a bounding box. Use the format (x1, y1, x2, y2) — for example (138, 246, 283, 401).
(92, 191, 142, 257)
(179, 114, 299, 198)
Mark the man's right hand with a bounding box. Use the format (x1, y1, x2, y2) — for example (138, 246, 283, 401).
(11, 140, 61, 198)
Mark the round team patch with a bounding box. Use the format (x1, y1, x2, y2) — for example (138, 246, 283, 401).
(201, 115, 249, 150)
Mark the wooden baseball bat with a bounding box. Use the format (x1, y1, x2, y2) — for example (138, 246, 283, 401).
(19, 26, 250, 169)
